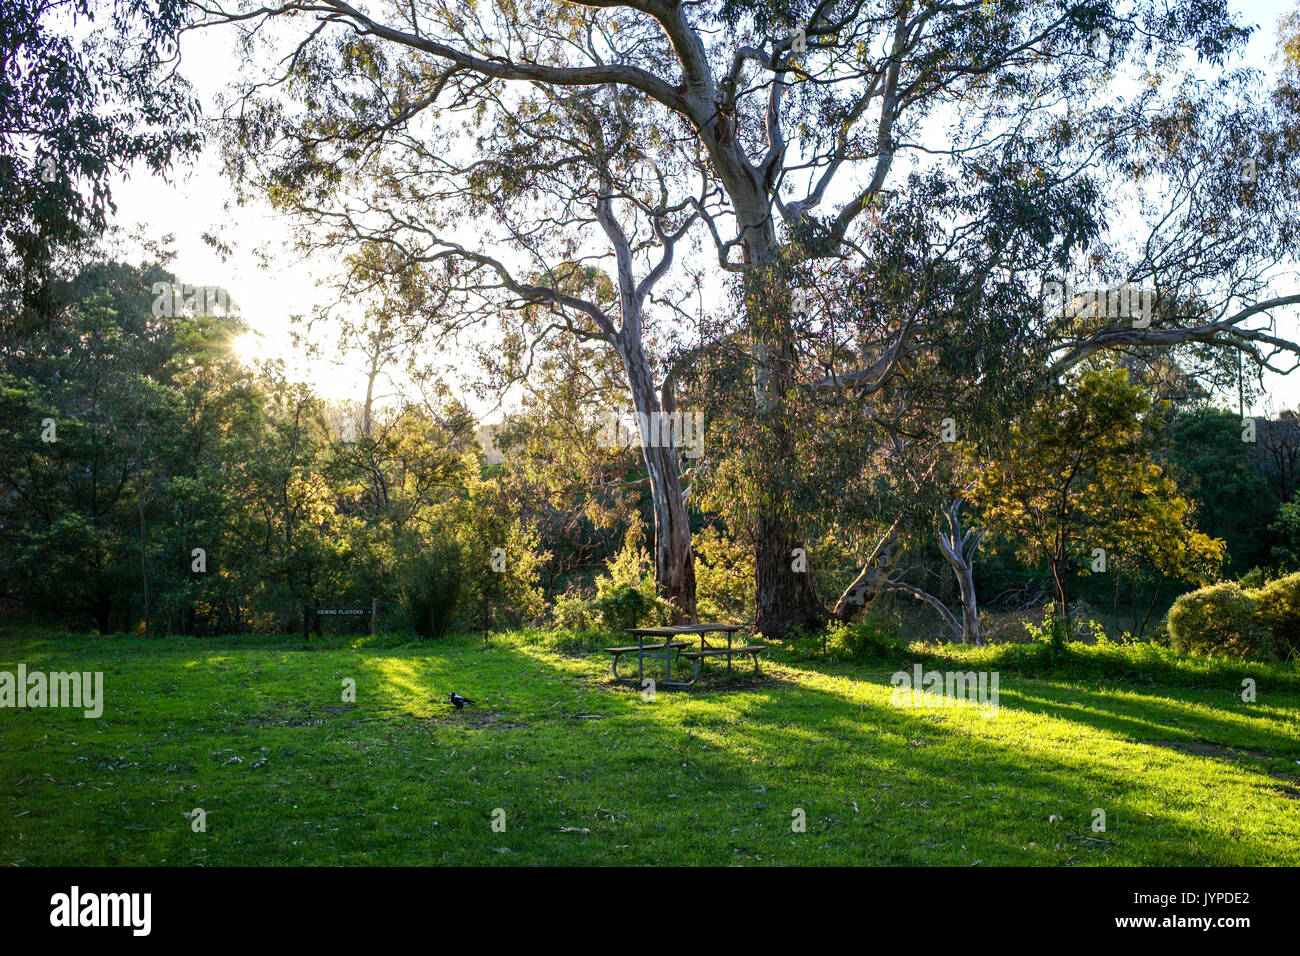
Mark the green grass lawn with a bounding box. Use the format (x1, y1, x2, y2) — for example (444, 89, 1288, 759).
(2, 628, 1298, 866)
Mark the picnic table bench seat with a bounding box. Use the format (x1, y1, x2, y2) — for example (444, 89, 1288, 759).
(605, 641, 691, 683)
(604, 641, 691, 655)
(605, 623, 762, 687)
(680, 644, 765, 677)
(680, 645, 765, 659)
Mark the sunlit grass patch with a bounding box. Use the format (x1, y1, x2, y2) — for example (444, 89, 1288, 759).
(0, 630, 1297, 866)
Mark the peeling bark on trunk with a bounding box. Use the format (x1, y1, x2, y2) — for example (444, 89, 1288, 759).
(617, 334, 697, 621)
(594, 156, 700, 622)
(649, 444, 697, 622)
(936, 499, 986, 646)
(745, 235, 825, 638)
(833, 517, 905, 619)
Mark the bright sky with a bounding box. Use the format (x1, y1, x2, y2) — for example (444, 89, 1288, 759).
(106, 0, 1300, 420)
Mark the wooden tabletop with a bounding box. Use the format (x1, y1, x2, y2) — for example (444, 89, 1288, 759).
(626, 623, 744, 636)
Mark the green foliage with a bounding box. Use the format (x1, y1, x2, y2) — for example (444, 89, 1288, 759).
(971, 368, 1225, 621)
(1236, 566, 1271, 590)
(0, 257, 543, 636)
(399, 540, 463, 640)
(1022, 607, 1070, 655)
(1269, 491, 1300, 571)
(550, 588, 598, 632)
(1164, 570, 1300, 662)
(1166, 582, 1274, 660)
(693, 525, 753, 623)
(444, 474, 547, 631)
(487, 328, 637, 592)
(590, 584, 662, 632)
(0, 0, 200, 325)
(592, 521, 671, 626)
(596, 526, 656, 593)
(1164, 408, 1274, 573)
(1252, 574, 1300, 659)
(822, 615, 905, 660)
(546, 522, 671, 633)
(1017, 606, 1109, 650)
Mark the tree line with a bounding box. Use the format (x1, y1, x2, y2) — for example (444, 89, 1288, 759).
(5, 254, 1300, 643)
(6, 0, 1300, 641)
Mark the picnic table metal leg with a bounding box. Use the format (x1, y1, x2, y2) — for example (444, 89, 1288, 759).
(613, 652, 634, 683)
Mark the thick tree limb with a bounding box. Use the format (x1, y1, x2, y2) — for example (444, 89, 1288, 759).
(885, 580, 961, 637)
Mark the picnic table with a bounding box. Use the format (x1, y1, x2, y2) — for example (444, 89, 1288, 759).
(606, 623, 764, 687)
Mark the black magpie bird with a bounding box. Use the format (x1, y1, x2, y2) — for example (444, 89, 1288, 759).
(449, 692, 475, 710)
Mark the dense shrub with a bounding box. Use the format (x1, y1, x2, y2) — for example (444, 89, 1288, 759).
(547, 527, 671, 633)
(590, 584, 662, 631)
(400, 543, 463, 639)
(551, 587, 597, 631)
(1253, 574, 1300, 657)
(1166, 582, 1274, 660)
(823, 615, 906, 660)
(445, 479, 547, 630)
(693, 525, 753, 623)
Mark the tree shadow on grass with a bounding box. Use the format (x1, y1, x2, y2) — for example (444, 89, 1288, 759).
(9, 635, 1296, 865)
(341, 643, 1300, 866)
(992, 684, 1300, 777)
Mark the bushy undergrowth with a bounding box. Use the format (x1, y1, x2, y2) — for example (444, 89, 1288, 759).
(548, 524, 673, 633)
(692, 525, 754, 624)
(785, 608, 1299, 692)
(790, 614, 906, 661)
(935, 636, 1300, 691)
(825, 615, 906, 659)
(400, 541, 463, 640)
(1166, 574, 1300, 661)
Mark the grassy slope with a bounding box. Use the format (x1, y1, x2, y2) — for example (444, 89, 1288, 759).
(1, 629, 1297, 866)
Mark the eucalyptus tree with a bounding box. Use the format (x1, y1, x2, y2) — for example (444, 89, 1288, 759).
(1, 0, 199, 329)
(218, 29, 709, 613)
(202, 0, 1300, 635)
(470, 86, 709, 618)
(684, 162, 1077, 635)
(815, 71, 1300, 623)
